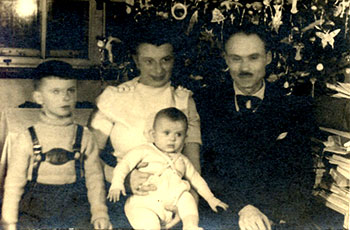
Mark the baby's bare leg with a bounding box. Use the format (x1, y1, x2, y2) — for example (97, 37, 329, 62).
(177, 191, 202, 230)
(125, 206, 161, 230)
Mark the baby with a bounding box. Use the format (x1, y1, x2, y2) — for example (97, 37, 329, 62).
(108, 107, 228, 230)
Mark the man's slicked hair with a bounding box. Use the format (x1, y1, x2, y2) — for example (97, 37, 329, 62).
(223, 23, 273, 53)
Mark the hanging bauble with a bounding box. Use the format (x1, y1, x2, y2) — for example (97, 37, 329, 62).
(290, 0, 298, 14)
(293, 43, 304, 61)
(125, 0, 134, 14)
(171, 3, 188, 20)
(340, 52, 350, 68)
(316, 63, 324, 71)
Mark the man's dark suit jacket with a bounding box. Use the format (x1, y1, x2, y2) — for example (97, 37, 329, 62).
(195, 78, 316, 223)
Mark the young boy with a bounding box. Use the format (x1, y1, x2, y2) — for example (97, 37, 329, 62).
(108, 107, 228, 230)
(1, 61, 112, 230)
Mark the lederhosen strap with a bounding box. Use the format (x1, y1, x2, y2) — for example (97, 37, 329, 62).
(28, 125, 85, 182)
(73, 125, 84, 179)
(28, 126, 41, 182)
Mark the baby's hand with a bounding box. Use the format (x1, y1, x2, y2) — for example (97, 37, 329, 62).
(208, 197, 229, 212)
(107, 186, 126, 203)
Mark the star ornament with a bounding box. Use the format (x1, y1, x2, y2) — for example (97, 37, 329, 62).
(315, 28, 341, 49)
(211, 8, 225, 24)
(199, 28, 215, 42)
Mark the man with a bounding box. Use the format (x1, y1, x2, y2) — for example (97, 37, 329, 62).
(198, 24, 315, 230)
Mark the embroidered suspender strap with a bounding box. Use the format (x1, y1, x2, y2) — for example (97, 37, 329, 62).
(28, 126, 42, 182)
(73, 125, 84, 179)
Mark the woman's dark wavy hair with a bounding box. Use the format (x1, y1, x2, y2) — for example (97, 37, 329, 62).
(128, 16, 185, 55)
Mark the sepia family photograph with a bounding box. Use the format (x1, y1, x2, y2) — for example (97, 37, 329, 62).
(0, 0, 349, 229)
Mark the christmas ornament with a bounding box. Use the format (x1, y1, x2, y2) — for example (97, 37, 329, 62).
(316, 63, 324, 71)
(315, 27, 341, 48)
(293, 42, 304, 61)
(230, 14, 236, 24)
(125, 0, 134, 14)
(290, 0, 298, 14)
(199, 28, 215, 42)
(211, 8, 225, 23)
(310, 77, 316, 97)
(156, 11, 169, 19)
(220, 0, 243, 11)
(171, 3, 188, 20)
(334, 0, 350, 18)
(270, 2, 283, 32)
(105, 36, 121, 63)
(186, 10, 198, 34)
(139, 0, 152, 10)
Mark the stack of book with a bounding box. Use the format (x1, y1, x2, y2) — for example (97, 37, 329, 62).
(313, 127, 350, 229)
(326, 82, 350, 99)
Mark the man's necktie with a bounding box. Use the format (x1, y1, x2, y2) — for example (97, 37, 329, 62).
(236, 95, 262, 113)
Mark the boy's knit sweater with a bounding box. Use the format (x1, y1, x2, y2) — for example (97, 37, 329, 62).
(1, 112, 109, 225)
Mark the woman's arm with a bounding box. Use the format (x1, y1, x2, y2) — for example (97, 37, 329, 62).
(183, 97, 202, 173)
(88, 108, 113, 150)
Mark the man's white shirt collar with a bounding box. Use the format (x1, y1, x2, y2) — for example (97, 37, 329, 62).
(233, 81, 265, 112)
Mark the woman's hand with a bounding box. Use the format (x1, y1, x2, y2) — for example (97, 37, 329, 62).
(128, 162, 157, 195)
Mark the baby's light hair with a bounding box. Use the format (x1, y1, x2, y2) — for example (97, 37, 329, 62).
(153, 107, 188, 131)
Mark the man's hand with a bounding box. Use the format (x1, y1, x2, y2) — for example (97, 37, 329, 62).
(129, 162, 157, 195)
(93, 217, 113, 229)
(107, 186, 126, 202)
(238, 205, 271, 230)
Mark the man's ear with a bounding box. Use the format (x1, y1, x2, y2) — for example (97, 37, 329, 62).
(132, 54, 139, 69)
(33, 91, 44, 105)
(222, 51, 229, 64)
(266, 51, 272, 65)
